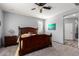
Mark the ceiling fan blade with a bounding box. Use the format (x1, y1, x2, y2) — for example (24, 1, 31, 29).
(40, 8, 42, 13)
(74, 3, 79, 6)
(32, 8, 36, 10)
(43, 6, 51, 10)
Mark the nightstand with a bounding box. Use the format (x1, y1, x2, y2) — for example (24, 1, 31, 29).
(4, 36, 18, 47)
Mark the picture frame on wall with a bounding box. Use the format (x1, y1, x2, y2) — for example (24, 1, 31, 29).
(48, 23, 56, 30)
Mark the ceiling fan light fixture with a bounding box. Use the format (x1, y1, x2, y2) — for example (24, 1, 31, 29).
(40, 8, 43, 13)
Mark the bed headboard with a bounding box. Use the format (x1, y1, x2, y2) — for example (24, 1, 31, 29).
(18, 27, 37, 34)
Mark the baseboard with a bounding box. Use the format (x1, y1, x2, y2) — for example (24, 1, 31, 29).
(53, 41, 64, 45)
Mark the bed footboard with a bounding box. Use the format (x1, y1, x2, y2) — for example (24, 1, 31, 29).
(18, 34, 52, 56)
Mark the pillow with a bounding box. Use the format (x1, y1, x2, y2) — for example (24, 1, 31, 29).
(21, 33, 31, 38)
(31, 34, 36, 36)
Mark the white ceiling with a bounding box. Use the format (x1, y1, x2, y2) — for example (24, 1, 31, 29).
(0, 3, 77, 19)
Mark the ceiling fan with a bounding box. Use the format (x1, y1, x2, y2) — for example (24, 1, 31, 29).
(74, 3, 79, 6)
(31, 3, 52, 13)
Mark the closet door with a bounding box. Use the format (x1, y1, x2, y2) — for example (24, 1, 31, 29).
(38, 21, 44, 34)
(65, 23, 74, 40)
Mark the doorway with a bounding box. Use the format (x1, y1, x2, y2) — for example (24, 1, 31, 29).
(63, 17, 78, 48)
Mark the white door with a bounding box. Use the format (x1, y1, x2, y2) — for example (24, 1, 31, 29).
(65, 23, 73, 40)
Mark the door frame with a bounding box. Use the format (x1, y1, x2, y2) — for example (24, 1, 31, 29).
(63, 17, 78, 45)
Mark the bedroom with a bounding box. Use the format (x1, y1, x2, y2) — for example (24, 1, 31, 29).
(0, 3, 79, 56)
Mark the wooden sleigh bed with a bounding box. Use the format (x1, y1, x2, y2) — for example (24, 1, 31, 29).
(15, 27, 52, 56)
